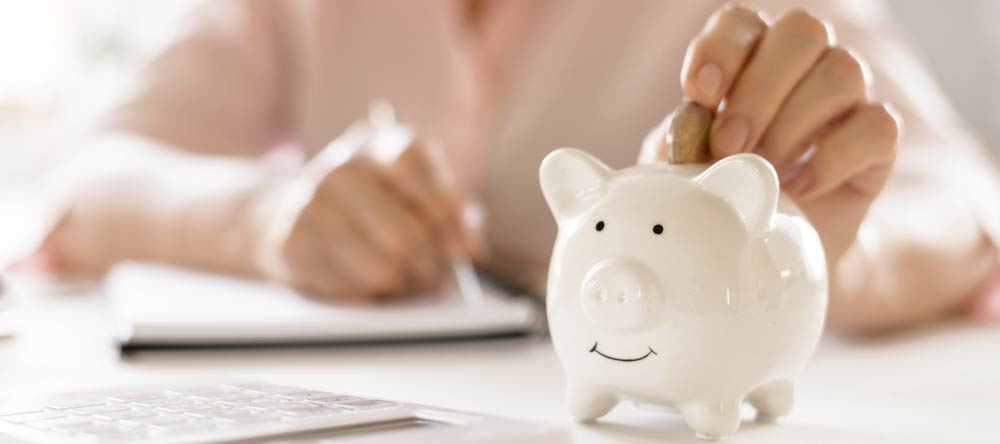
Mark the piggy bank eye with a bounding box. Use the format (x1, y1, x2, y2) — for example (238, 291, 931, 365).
(595, 221, 605, 232)
(652, 224, 663, 235)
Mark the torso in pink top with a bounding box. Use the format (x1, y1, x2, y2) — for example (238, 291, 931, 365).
(106, 0, 957, 280)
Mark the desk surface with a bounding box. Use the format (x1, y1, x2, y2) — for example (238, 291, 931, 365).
(1, 276, 998, 444)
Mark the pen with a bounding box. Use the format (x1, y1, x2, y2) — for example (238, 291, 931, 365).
(451, 256, 484, 308)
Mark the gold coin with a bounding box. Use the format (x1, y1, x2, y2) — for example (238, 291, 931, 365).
(666, 100, 712, 164)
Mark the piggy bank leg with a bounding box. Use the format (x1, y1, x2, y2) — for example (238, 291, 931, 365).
(681, 399, 741, 440)
(566, 382, 618, 421)
(748, 379, 794, 421)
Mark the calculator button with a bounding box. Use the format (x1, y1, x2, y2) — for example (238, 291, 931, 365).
(95, 409, 159, 421)
(27, 416, 95, 430)
(106, 392, 168, 403)
(69, 404, 132, 415)
(45, 399, 106, 411)
(1, 410, 65, 424)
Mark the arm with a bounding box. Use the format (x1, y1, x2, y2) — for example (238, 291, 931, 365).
(786, 0, 1000, 334)
(45, 0, 285, 275)
(644, 1, 1000, 334)
(43, 134, 278, 277)
(827, 114, 1000, 333)
(45, 1, 463, 301)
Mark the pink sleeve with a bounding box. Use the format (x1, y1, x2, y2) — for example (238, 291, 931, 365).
(747, 0, 1000, 236)
(748, 0, 1000, 318)
(102, 0, 288, 156)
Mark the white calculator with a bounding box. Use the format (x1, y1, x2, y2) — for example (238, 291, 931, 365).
(0, 381, 554, 443)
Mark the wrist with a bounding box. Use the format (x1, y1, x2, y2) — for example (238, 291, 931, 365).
(43, 182, 146, 275)
(43, 205, 110, 275)
(825, 232, 905, 335)
(242, 179, 310, 283)
(826, 221, 999, 334)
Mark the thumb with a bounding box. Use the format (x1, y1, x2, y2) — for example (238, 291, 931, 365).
(462, 200, 489, 262)
(638, 114, 671, 164)
(444, 199, 488, 263)
(969, 267, 1000, 321)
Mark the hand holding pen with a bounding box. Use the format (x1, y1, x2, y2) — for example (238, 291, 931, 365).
(366, 101, 484, 307)
(250, 100, 481, 303)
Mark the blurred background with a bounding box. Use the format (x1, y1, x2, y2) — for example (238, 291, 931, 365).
(0, 0, 998, 198)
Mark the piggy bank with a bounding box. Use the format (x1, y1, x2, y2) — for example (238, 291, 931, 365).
(540, 148, 827, 440)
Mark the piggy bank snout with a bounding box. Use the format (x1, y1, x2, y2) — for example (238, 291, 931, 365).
(580, 258, 664, 331)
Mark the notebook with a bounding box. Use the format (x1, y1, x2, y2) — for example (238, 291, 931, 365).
(105, 262, 542, 351)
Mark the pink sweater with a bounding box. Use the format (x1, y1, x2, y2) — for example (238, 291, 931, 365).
(100, 0, 1000, 287)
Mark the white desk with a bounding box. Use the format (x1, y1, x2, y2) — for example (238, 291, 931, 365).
(1, 276, 999, 444)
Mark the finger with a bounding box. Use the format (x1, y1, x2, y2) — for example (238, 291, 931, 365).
(711, 8, 832, 157)
(291, 268, 357, 304)
(783, 102, 900, 201)
(759, 46, 870, 174)
(321, 157, 426, 259)
(638, 117, 669, 163)
(312, 168, 405, 297)
(398, 227, 447, 292)
(281, 218, 358, 300)
(409, 251, 449, 293)
(356, 157, 448, 288)
(386, 140, 460, 231)
(386, 141, 473, 257)
(681, 4, 768, 108)
(320, 157, 447, 291)
(409, 242, 447, 288)
(314, 203, 405, 301)
(457, 200, 489, 262)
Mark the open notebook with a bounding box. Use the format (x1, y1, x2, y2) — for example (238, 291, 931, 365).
(105, 262, 542, 351)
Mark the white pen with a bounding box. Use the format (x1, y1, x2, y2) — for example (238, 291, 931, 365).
(451, 256, 484, 308)
(367, 100, 485, 309)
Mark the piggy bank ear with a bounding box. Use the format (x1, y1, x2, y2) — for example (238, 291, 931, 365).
(695, 153, 779, 235)
(539, 148, 612, 223)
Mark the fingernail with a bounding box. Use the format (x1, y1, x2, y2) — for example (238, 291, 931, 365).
(982, 292, 1000, 320)
(970, 274, 1000, 321)
(695, 63, 723, 98)
(713, 114, 749, 155)
(782, 163, 812, 196)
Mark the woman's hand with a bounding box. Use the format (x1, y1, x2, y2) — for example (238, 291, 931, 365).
(253, 125, 467, 303)
(643, 4, 900, 266)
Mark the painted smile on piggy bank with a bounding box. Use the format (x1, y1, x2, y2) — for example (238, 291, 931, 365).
(589, 342, 657, 362)
(539, 147, 827, 440)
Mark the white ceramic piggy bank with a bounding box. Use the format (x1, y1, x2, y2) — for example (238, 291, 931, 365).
(540, 148, 827, 440)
